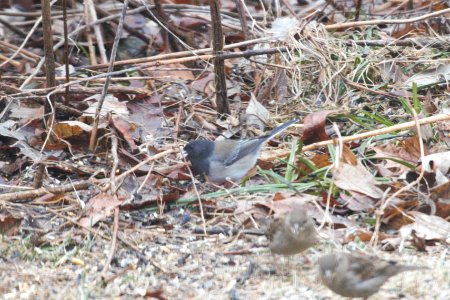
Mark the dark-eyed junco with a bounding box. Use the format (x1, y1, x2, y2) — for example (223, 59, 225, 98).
(318, 252, 424, 298)
(266, 209, 317, 255)
(183, 119, 298, 184)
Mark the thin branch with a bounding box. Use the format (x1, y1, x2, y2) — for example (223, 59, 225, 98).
(262, 113, 450, 161)
(0, 180, 94, 202)
(325, 7, 450, 30)
(89, 0, 129, 150)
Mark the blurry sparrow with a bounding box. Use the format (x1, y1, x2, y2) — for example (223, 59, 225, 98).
(318, 252, 424, 298)
(266, 210, 317, 255)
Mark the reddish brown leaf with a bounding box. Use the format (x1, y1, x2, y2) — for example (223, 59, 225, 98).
(301, 110, 339, 145)
(431, 181, 450, 201)
(344, 229, 390, 243)
(144, 287, 167, 300)
(111, 116, 138, 152)
(341, 145, 357, 165)
(374, 136, 426, 165)
(297, 153, 331, 176)
(33, 193, 64, 204)
(144, 63, 195, 81)
(127, 98, 170, 141)
(79, 193, 122, 228)
(0, 213, 22, 236)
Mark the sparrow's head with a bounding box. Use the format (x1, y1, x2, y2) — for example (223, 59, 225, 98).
(318, 253, 340, 275)
(286, 210, 314, 238)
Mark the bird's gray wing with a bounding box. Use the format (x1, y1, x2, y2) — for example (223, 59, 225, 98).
(222, 138, 265, 166)
(265, 216, 283, 241)
(349, 255, 377, 281)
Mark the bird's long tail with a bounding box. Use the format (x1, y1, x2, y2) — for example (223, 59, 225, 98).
(386, 264, 426, 277)
(265, 118, 299, 140)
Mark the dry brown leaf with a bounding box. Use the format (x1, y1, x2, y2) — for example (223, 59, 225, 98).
(246, 93, 270, 131)
(374, 136, 423, 164)
(111, 116, 138, 152)
(344, 229, 391, 243)
(144, 63, 195, 81)
(301, 110, 339, 145)
(340, 192, 375, 212)
(53, 121, 92, 139)
(400, 211, 450, 244)
(257, 194, 320, 217)
(377, 61, 407, 84)
(83, 95, 129, 119)
(9, 103, 44, 125)
(341, 145, 357, 165)
(0, 213, 22, 236)
(373, 136, 427, 176)
(405, 63, 450, 88)
(191, 72, 215, 97)
(79, 193, 122, 228)
(297, 153, 332, 176)
(431, 181, 450, 201)
(334, 161, 384, 199)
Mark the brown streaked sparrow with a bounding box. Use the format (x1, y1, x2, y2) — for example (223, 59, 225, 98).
(266, 209, 317, 255)
(318, 252, 424, 299)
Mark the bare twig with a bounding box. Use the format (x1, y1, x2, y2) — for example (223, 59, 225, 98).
(10, 46, 287, 98)
(102, 206, 119, 276)
(0, 17, 42, 68)
(0, 41, 40, 61)
(40, 0, 56, 109)
(62, 0, 70, 102)
(325, 7, 450, 30)
(262, 114, 450, 161)
(84, 37, 270, 70)
(209, 0, 229, 116)
(0, 180, 94, 202)
(85, 0, 108, 64)
(113, 148, 177, 187)
(235, 0, 250, 40)
(89, 0, 129, 150)
(94, 4, 150, 43)
(183, 157, 207, 235)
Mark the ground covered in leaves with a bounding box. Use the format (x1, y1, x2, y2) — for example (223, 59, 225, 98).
(1, 0, 450, 299)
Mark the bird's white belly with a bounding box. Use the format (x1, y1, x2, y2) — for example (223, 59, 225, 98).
(208, 153, 258, 183)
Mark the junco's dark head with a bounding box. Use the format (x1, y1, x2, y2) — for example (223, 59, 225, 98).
(183, 140, 214, 176)
(183, 119, 298, 184)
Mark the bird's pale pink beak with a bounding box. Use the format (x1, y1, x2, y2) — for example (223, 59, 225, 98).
(324, 269, 333, 281)
(292, 223, 300, 236)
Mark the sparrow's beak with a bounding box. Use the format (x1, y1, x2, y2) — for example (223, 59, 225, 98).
(292, 223, 300, 236)
(324, 269, 333, 281)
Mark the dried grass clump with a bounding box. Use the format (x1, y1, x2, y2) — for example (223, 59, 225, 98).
(276, 23, 441, 108)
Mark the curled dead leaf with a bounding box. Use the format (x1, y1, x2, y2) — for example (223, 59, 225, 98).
(302, 110, 339, 145)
